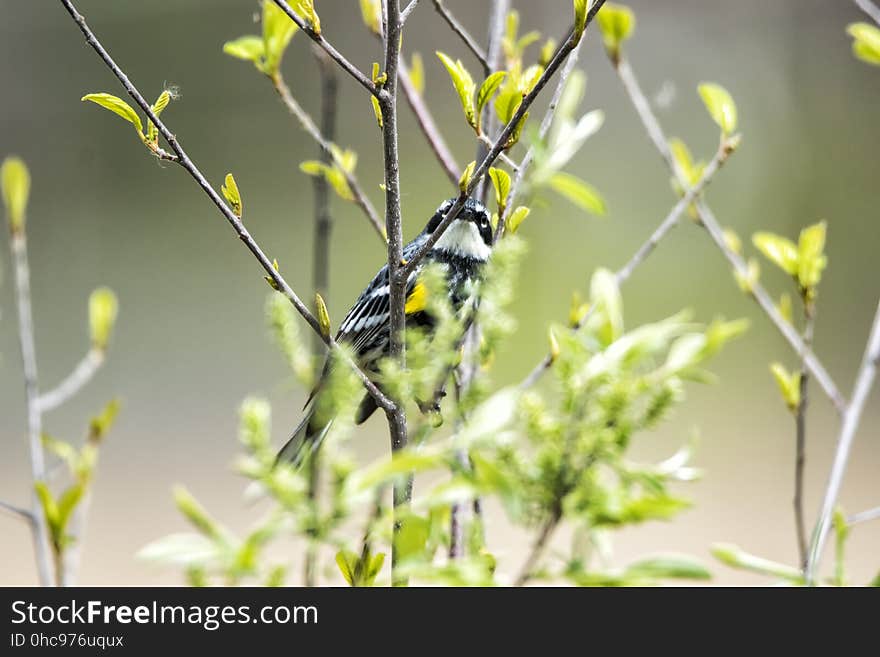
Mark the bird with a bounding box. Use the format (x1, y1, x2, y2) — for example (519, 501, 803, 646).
(276, 197, 495, 466)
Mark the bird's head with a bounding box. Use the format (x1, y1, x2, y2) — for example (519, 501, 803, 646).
(424, 197, 493, 261)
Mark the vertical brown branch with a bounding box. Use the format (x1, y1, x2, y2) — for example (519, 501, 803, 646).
(377, 0, 411, 586)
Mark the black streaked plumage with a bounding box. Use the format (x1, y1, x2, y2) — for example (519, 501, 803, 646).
(277, 197, 494, 465)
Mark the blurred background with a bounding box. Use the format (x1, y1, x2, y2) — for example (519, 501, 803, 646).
(1, 0, 878, 585)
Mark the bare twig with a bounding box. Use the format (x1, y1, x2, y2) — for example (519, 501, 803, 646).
(377, 0, 411, 586)
(398, 62, 461, 185)
(400, 0, 421, 24)
(37, 348, 104, 413)
(270, 1, 378, 97)
(0, 500, 35, 524)
(514, 511, 560, 586)
(272, 72, 386, 243)
(854, 0, 880, 25)
(60, 0, 395, 415)
(613, 56, 847, 415)
(495, 36, 583, 242)
(8, 230, 53, 586)
(847, 506, 880, 526)
(806, 300, 880, 584)
(520, 141, 733, 389)
(473, 0, 509, 202)
(794, 302, 815, 568)
(402, 2, 608, 281)
(431, 0, 490, 74)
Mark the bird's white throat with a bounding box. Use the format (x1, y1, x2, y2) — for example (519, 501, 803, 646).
(433, 220, 491, 261)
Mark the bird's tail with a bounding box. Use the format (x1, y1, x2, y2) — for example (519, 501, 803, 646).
(275, 405, 333, 468)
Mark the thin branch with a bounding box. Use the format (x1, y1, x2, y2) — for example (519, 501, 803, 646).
(270, 1, 379, 97)
(402, 2, 608, 281)
(8, 230, 53, 586)
(514, 511, 560, 586)
(473, 0, 509, 202)
(59, 0, 395, 415)
(398, 62, 461, 185)
(272, 72, 387, 243)
(495, 35, 583, 242)
(854, 0, 880, 25)
(806, 300, 880, 584)
(37, 348, 104, 413)
(0, 500, 35, 524)
(400, 0, 421, 24)
(794, 302, 815, 569)
(520, 141, 733, 389)
(847, 506, 880, 526)
(613, 56, 847, 415)
(377, 0, 411, 586)
(431, 0, 490, 74)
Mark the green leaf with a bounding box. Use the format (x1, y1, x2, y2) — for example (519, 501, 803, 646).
(624, 555, 712, 581)
(34, 482, 60, 539)
(370, 95, 383, 129)
(138, 533, 220, 567)
(797, 220, 827, 291)
(574, 0, 591, 37)
(711, 543, 804, 583)
(89, 398, 121, 443)
(507, 205, 531, 234)
(56, 483, 85, 537)
(293, 0, 321, 34)
(335, 549, 358, 586)
(476, 71, 508, 128)
(396, 514, 431, 562)
(548, 172, 606, 215)
(146, 90, 173, 144)
(81, 93, 144, 136)
(488, 167, 511, 214)
(459, 160, 476, 193)
(539, 38, 557, 67)
(299, 161, 354, 201)
(89, 287, 119, 350)
(360, 0, 382, 35)
(589, 267, 623, 344)
(221, 173, 242, 218)
(734, 258, 760, 294)
(222, 35, 265, 63)
(42, 435, 78, 470)
(409, 53, 425, 94)
(173, 486, 224, 541)
(596, 3, 636, 59)
(752, 232, 798, 275)
(698, 82, 738, 135)
(770, 362, 800, 412)
(436, 51, 477, 129)
(262, 0, 298, 75)
(1, 156, 30, 233)
(315, 292, 331, 338)
(366, 552, 386, 583)
(848, 22, 880, 66)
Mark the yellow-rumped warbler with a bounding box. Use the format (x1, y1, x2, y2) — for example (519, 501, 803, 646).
(277, 197, 493, 464)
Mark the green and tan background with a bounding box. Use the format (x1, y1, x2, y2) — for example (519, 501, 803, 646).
(1, 0, 878, 584)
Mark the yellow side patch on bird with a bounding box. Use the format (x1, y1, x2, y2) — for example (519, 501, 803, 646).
(405, 280, 428, 315)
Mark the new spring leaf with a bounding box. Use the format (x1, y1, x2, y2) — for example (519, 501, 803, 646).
(437, 52, 477, 129)
(89, 287, 119, 351)
(82, 93, 144, 137)
(698, 83, 738, 136)
(597, 3, 635, 59)
(848, 22, 880, 66)
(488, 167, 511, 215)
(222, 173, 243, 217)
(1, 156, 30, 233)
